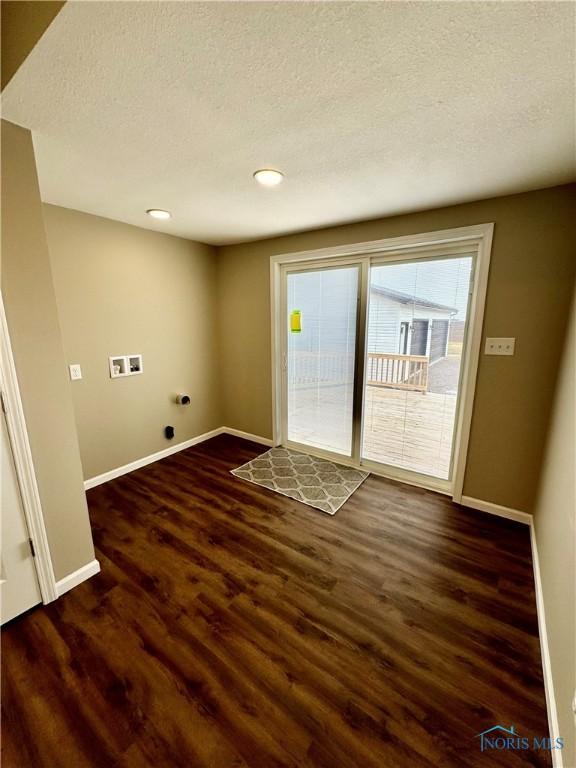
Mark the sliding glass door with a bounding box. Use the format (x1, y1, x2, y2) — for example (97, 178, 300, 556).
(284, 265, 359, 457)
(362, 255, 473, 480)
(280, 250, 476, 489)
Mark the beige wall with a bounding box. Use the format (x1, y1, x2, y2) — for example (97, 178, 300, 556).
(217, 184, 576, 512)
(1, 1, 65, 89)
(43, 204, 220, 480)
(1, 120, 94, 581)
(534, 290, 575, 763)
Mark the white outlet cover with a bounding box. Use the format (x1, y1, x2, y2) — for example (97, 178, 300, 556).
(485, 337, 516, 356)
(69, 363, 82, 380)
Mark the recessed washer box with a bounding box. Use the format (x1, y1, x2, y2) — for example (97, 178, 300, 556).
(127, 355, 143, 374)
(109, 355, 143, 378)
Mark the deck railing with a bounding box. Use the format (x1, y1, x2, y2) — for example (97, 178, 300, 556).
(290, 352, 354, 386)
(367, 353, 429, 392)
(288, 351, 429, 393)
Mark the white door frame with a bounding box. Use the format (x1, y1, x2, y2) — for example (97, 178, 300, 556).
(0, 294, 57, 603)
(270, 223, 494, 501)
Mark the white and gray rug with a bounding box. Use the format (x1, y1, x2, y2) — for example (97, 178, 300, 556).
(231, 447, 369, 515)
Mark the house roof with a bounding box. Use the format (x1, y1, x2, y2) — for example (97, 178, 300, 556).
(370, 285, 458, 313)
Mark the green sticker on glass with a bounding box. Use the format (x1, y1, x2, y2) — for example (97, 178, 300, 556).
(290, 310, 302, 333)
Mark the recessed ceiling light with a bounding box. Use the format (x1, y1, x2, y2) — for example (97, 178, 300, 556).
(146, 209, 172, 220)
(253, 169, 284, 187)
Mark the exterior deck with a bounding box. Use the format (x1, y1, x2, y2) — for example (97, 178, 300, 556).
(362, 386, 456, 479)
(288, 355, 460, 480)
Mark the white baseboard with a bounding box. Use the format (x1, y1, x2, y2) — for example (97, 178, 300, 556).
(461, 499, 561, 764)
(83, 427, 225, 489)
(460, 495, 532, 525)
(220, 426, 273, 447)
(530, 523, 563, 767)
(83, 426, 273, 490)
(56, 559, 100, 597)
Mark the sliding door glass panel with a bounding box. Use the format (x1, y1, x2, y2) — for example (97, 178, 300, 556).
(362, 256, 473, 480)
(286, 266, 358, 456)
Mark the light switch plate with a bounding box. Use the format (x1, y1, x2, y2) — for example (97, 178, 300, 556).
(69, 363, 82, 380)
(485, 337, 515, 356)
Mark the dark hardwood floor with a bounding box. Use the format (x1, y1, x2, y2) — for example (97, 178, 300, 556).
(2, 435, 551, 767)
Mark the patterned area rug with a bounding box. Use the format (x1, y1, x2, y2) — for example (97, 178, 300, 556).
(231, 447, 369, 515)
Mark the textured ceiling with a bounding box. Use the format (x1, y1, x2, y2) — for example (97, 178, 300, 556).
(3, 1, 575, 245)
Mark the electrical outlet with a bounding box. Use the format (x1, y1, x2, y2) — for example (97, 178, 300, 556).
(485, 337, 515, 356)
(69, 363, 82, 381)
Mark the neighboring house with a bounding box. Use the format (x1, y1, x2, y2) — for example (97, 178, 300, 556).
(287, 281, 458, 388)
(367, 286, 458, 363)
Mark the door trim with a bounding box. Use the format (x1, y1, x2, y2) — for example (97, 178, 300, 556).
(270, 223, 494, 501)
(0, 294, 57, 603)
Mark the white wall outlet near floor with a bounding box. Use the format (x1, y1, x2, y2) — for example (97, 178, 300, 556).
(69, 363, 82, 381)
(484, 337, 515, 356)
